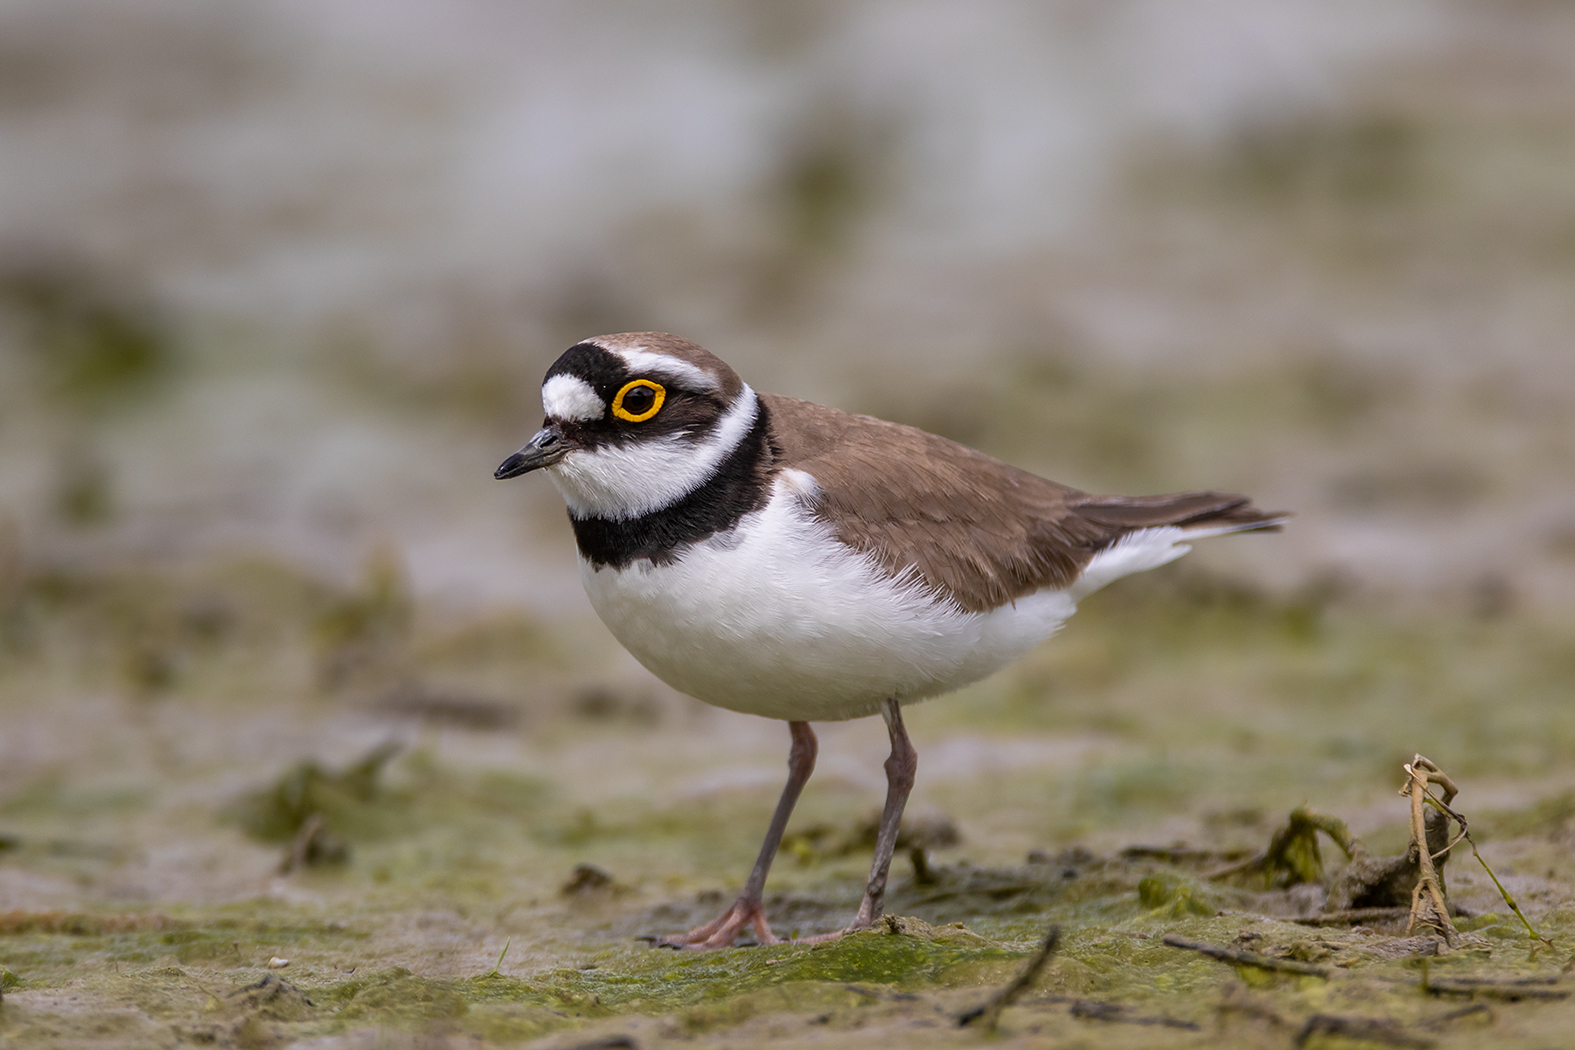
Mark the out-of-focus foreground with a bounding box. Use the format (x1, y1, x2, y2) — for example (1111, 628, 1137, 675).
(3, 2, 1575, 1047)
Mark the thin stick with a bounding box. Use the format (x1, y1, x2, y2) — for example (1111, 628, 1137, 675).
(1294, 1014, 1432, 1048)
(1292, 907, 1410, 927)
(1161, 934, 1333, 978)
(1069, 998, 1201, 1030)
(1425, 978, 1568, 1001)
(957, 925, 1062, 1030)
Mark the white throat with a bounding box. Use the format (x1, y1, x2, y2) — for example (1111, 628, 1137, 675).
(547, 386, 759, 521)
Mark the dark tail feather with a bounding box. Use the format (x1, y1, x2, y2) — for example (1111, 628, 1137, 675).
(1073, 491, 1290, 534)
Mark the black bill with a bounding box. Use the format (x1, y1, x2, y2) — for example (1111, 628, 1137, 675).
(494, 424, 571, 479)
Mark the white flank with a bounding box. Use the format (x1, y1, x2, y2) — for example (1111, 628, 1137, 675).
(1068, 526, 1192, 601)
(541, 374, 605, 422)
(547, 386, 759, 520)
(578, 475, 1079, 722)
(1067, 517, 1282, 603)
(607, 346, 722, 393)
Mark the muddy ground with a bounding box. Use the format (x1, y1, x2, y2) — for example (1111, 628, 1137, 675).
(3, 550, 1575, 1049)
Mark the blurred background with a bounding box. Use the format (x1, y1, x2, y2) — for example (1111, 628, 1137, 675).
(4, 0, 1572, 615)
(2, 0, 1575, 977)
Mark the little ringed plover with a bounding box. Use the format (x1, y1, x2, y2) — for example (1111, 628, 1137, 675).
(496, 332, 1287, 949)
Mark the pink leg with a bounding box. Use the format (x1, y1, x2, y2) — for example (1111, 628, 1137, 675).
(794, 699, 917, 944)
(849, 699, 918, 928)
(660, 720, 818, 948)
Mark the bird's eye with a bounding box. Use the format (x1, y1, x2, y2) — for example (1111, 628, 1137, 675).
(612, 379, 665, 422)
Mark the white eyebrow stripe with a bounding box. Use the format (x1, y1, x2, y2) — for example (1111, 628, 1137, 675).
(542, 374, 605, 422)
(608, 347, 720, 392)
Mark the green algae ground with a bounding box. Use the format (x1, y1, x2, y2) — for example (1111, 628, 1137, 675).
(3, 550, 1575, 1048)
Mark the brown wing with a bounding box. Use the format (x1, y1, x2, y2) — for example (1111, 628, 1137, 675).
(761, 394, 1285, 613)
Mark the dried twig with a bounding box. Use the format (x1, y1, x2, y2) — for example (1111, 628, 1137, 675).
(1124, 845, 1248, 865)
(280, 813, 325, 875)
(1294, 1014, 1433, 1048)
(1069, 998, 1200, 1030)
(1401, 757, 1457, 946)
(957, 925, 1060, 1030)
(1418, 1002, 1493, 1028)
(1424, 976, 1568, 1001)
(1160, 934, 1333, 978)
(1293, 907, 1410, 927)
(560, 1038, 638, 1050)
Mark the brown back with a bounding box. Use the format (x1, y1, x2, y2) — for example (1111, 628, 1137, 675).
(762, 394, 1282, 612)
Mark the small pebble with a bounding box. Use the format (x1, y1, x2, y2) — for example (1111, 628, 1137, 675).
(267, 957, 290, 969)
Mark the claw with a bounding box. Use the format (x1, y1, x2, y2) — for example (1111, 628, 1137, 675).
(657, 896, 780, 949)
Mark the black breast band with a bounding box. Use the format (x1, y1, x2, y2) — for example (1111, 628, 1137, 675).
(570, 401, 774, 568)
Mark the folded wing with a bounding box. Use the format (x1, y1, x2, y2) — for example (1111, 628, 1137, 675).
(762, 395, 1286, 613)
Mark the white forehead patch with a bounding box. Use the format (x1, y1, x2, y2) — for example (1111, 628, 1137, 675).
(608, 347, 720, 393)
(542, 374, 605, 422)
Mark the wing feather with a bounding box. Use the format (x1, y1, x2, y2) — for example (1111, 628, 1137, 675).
(761, 394, 1285, 613)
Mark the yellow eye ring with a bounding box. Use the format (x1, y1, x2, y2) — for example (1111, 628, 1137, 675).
(611, 379, 665, 422)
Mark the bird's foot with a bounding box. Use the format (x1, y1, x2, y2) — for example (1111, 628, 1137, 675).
(657, 897, 778, 950)
(789, 926, 851, 945)
(788, 910, 879, 945)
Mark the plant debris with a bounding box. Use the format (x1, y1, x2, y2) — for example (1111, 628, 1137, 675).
(1209, 806, 1360, 888)
(1162, 933, 1334, 978)
(279, 812, 349, 873)
(562, 863, 618, 896)
(1069, 998, 1201, 1029)
(1423, 976, 1568, 1001)
(233, 741, 402, 850)
(1293, 1013, 1433, 1049)
(956, 924, 1060, 1030)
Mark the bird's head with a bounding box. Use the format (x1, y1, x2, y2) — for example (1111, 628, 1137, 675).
(495, 332, 758, 521)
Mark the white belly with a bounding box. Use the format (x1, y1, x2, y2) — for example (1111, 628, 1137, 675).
(577, 477, 1079, 722)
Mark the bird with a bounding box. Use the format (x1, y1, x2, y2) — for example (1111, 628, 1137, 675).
(495, 332, 1287, 949)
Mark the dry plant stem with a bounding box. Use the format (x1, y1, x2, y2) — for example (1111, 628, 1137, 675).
(1425, 979, 1569, 1001)
(1294, 1014, 1431, 1049)
(1459, 833, 1553, 948)
(1068, 999, 1201, 1030)
(1414, 782, 1555, 950)
(1161, 934, 1334, 978)
(281, 813, 325, 875)
(957, 925, 1062, 1030)
(660, 721, 818, 949)
(1420, 1003, 1493, 1027)
(1403, 756, 1458, 947)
